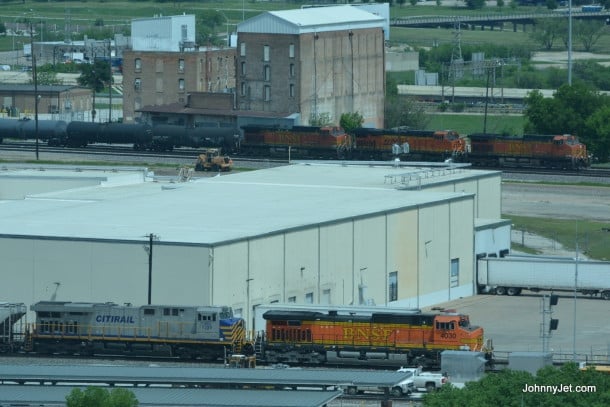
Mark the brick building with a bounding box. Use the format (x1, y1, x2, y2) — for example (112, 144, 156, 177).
(236, 6, 386, 127)
(0, 85, 91, 119)
(122, 48, 236, 123)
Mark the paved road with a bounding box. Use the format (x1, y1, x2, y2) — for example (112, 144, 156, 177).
(502, 182, 610, 222)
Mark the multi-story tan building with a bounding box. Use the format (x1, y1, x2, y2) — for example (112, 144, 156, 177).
(236, 6, 386, 127)
(122, 48, 236, 123)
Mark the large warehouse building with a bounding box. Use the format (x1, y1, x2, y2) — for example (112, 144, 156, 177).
(0, 162, 508, 330)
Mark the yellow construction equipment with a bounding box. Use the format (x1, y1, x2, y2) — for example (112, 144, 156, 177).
(194, 148, 233, 172)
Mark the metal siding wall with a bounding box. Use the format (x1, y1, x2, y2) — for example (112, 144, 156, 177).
(0, 238, 208, 317)
(418, 204, 451, 302)
(386, 210, 419, 305)
(352, 216, 386, 306)
(478, 175, 502, 219)
(449, 198, 475, 299)
(246, 235, 285, 327)
(284, 229, 318, 302)
(319, 222, 354, 306)
(213, 241, 249, 314)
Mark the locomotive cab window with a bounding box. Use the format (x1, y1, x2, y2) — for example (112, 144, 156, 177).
(436, 321, 455, 330)
(144, 308, 155, 315)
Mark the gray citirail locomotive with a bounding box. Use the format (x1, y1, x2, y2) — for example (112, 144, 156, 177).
(29, 301, 249, 360)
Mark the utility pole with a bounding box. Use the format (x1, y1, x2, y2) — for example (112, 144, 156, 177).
(148, 233, 153, 305)
(30, 20, 39, 160)
(143, 233, 158, 305)
(108, 39, 112, 122)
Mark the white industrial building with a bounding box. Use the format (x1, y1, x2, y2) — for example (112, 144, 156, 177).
(131, 15, 196, 52)
(0, 162, 508, 330)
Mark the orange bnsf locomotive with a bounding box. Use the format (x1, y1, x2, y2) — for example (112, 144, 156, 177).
(240, 125, 351, 159)
(352, 128, 467, 161)
(469, 133, 590, 169)
(259, 309, 487, 368)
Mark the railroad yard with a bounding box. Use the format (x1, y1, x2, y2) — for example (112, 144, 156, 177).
(1, 148, 609, 407)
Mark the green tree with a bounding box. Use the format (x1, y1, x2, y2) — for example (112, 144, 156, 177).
(385, 95, 430, 129)
(30, 71, 63, 86)
(78, 59, 111, 94)
(424, 363, 610, 407)
(585, 105, 610, 162)
(106, 388, 139, 407)
(574, 19, 605, 52)
(309, 112, 333, 126)
(465, 0, 486, 9)
(196, 10, 226, 46)
(339, 112, 364, 134)
(66, 387, 138, 407)
(530, 19, 564, 50)
(66, 387, 109, 407)
(524, 84, 610, 160)
(78, 59, 111, 121)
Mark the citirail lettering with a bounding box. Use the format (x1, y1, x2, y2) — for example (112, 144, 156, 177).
(95, 315, 136, 324)
(343, 327, 393, 340)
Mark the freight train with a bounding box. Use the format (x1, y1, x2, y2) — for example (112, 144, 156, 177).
(0, 118, 240, 153)
(0, 118, 590, 169)
(1, 301, 490, 368)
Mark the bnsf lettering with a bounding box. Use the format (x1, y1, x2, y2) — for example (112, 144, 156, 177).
(95, 315, 136, 324)
(343, 327, 393, 340)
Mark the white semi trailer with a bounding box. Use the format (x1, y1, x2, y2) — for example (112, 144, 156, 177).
(477, 255, 610, 299)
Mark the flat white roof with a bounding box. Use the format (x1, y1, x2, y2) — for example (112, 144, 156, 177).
(0, 163, 494, 245)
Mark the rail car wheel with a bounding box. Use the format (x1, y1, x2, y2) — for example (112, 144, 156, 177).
(390, 386, 403, 397)
(506, 287, 521, 296)
(602, 291, 610, 300)
(346, 386, 357, 396)
(495, 286, 507, 295)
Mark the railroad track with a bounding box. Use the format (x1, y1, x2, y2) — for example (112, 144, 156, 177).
(0, 142, 288, 168)
(500, 167, 610, 178)
(2, 142, 608, 177)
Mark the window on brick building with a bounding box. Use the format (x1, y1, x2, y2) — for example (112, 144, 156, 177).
(134, 58, 141, 72)
(178, 78, 185, 91)
(178, 59, 185, 73)
(289, 43, 294, 58)
(134, 78, 141, 90)
(263, 85, 270, 101)
(264, 65, 270, 81)
(263, 45, 270, 62)
(289, 63, 295, 77)
(240, 42, 246, 57)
